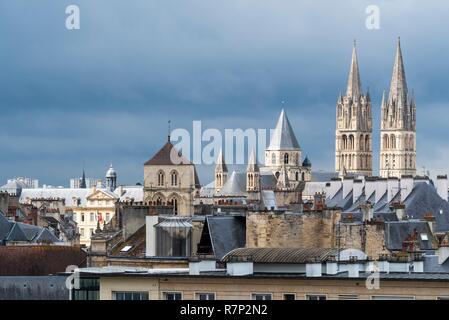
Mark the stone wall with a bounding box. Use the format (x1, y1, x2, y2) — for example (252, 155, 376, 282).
(246, 210, 340, 249)
(337, 222, 387, 259)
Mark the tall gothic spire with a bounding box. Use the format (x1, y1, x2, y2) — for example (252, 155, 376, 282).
(389, 37, 408, 102)
(346, 40, 362, 98)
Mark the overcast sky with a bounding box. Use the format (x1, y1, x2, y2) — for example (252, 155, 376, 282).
(1, 0, 449, 186)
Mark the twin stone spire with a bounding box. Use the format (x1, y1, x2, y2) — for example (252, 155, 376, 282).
(336, 38, 416, 178)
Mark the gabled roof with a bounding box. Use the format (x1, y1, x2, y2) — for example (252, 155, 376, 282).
(267, 109, 300, 151)
(144, 141, 191, 166)
(199, 216, 246, 259)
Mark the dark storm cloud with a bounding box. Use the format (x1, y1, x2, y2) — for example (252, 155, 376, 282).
(0, 0, 449, 185)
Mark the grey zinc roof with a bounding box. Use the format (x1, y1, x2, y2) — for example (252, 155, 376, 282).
(403, 182, 449, 232)
(206, 216, 246, 259)
(0, 211, 59, 243)
(384, 221, 436, 251)
(0, 212, 12, 240)
(222, 247, 338, 264)
(267, 109, 301, 151)
(326, 187, 354, 211)
(218, 171, 246, 197)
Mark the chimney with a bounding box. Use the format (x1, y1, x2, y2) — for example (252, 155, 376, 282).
(365, 177, 377, 200)
(347, 263, 362, 278)
(423, 212, 436, 234)
(361, 203, 374, 222)
(226, 261, 254, 276)
(326, 178, 342, 200)
(326, 261, 338, 275)
(189, 260, 217, 275)
(353, 179, 364, 204)
(400, 175, 414, 202)
(436, 175, 448, 201)
(306, 263, 322, 277)
(342, 177, 354, 199)
(387, 177, 399, 203)
(393, 203, 406, 221)
(145, 216, 159, 257)
(437, 246, 449, 265)
(375, 178, 387, 203)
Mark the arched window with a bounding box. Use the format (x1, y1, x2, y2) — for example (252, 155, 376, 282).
(383, 134, 389, 149)
(295, 172, 299, 181)
(409, 136, 414, 150)
(365, 135, 369, 152)
(301, 172, 305, 181)
(359, 135, 364, 151)
(171, 198, 178, 215)
(342, 135, 347, 150)
(171, 171, 178, 186)
(271, 153, 276, 165)
(275, 171, 280, 179)
(390, 135, 396, 149)
(349, 135, 354, 150)
(157, 171, 165, 186)
(156, 197, 163, 206)
(284, 153, 289, 164)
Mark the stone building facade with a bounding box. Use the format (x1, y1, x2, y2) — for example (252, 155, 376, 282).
(143, 140, 201, 216)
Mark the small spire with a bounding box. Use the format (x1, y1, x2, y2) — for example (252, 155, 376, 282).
(215, 149, 228, 172)
(247, 148, 259, 172)
(167, 120, 171, 142)
(80, 168, 86, 189)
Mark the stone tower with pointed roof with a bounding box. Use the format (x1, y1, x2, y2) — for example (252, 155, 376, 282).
(335, 42, 372, 177)
(215, 149, 228, 193)
(380, 38, 416, 178)
(246, 149, 260, 193)
(144, 138, 201, 216)
(264, 109, 311, 185)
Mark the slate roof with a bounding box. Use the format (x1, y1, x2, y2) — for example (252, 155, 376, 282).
(267, 109, 301, 151)
(144, 141, 191, 165)
(222, 247, 338, 264)
(0, 211, 59, 243)
(403, 182, 449, 233)
(197, 216, 246, 259)
(384, 221, 436, 251)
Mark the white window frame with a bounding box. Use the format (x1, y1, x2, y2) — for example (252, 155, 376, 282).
(305, 294, 328, 300)
(163, 291, 183, 300)
(195, 292, 216, 300)
(251, 293, 272, 300)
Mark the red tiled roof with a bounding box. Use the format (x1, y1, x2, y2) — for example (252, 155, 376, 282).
(0, 245, 87, 276)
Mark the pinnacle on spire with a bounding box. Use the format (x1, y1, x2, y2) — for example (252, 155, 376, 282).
(247, 148, 259, 172)
(389, 37, 408, 101)
(215, 149, 228, 172)
(346, 41, 362, 98)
